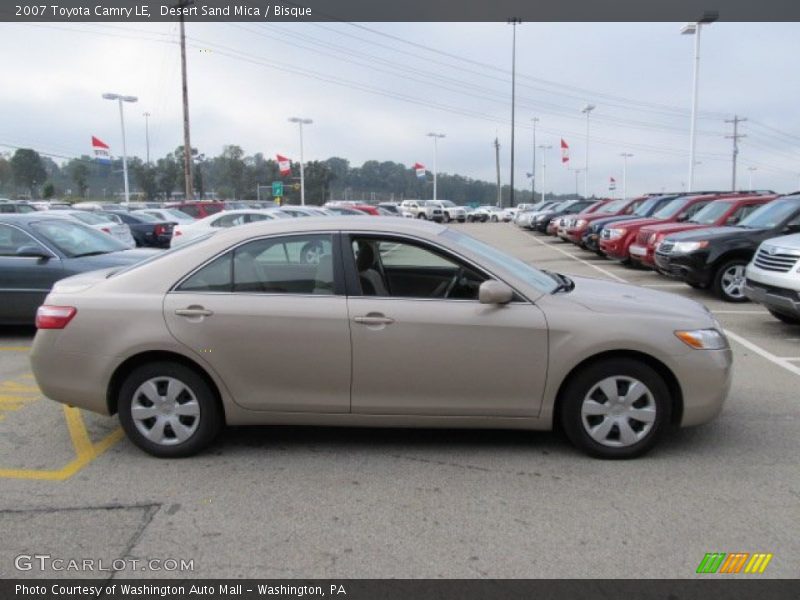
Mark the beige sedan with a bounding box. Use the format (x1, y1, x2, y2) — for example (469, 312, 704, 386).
(30, 217, 732, 459)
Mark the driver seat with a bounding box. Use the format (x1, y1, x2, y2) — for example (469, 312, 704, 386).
(356, 242, 388, 296)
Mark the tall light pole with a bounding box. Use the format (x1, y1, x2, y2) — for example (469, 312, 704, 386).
(289, 117, 313, 205)
(582, 104, 595, 198)
(143, 111, 151, 165)
(531, 117, 539, 200)
(427, 132, 446, 201)
(177, 0, 195, 200)
(102, 92, 137, 204)
(570, 167, 583, 197)
(747, 166, 757, 190)
(620, 153, 633, 200)
(681, 11, 718, 192)
(508, 18, 522, 207)
(538, 144, 552, 204)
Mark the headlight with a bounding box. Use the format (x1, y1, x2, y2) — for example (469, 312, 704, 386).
(675, 329, 728, 350)
(535, 214, 549, 222)
(606, 228, 627, 239)
(575, 219, 587, 228)
(671, 240, 709, 254)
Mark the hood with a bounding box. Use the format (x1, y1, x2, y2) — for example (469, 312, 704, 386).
(640, 222, 706, 236)
(603, 217, 660, 231)
(74, 247, 162, 267)
(589, 214, 642, 230)
(665, 225, 754, 242)
(557, 275, 712, 324)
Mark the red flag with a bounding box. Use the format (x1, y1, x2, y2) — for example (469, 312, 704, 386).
(609, 177, 617, 190)
(560, 139, 569, 164)
(276, 154, 291, 176)
(91, 136, 111, 164)
(413, 162, 426, 179)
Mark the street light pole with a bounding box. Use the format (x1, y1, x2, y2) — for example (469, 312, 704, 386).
(682, 12, 718, 192)
(143, 111, 151, 165)
(582, 104, 595, 198)
(531, 117, 539, 201)
(538, 144, 552, 204)
(508, 18, 521, 208)
(427, 132, 446, 201)
(289, 117, 313, 205)
(102, 92, 137, 204)
(620, 152, 633, 200)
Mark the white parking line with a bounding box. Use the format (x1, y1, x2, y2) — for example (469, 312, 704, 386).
(712, 310, 770, 315)
(525, 231, 800, 378)
(641, 283, 687, 288)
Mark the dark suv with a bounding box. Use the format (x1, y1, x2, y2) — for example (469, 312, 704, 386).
(654, 194, 800, 302)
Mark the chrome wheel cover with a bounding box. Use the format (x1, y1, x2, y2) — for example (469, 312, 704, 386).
(130, 377, 200, 446)
(581, 376, 656, 448)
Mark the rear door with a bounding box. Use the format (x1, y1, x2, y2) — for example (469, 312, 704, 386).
(163, 232, 351, 413)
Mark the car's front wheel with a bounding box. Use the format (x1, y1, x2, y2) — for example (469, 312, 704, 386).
(559, 358, 671, 459)
(713, 259, 749, 302)
(768, 309, 800, 325)
(118, 362, 223, 458)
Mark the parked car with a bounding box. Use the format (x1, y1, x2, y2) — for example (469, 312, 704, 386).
(377, 202, 402, 216)
(0, 202, 37, 214)
(630, 195, 776, 268)
(430, 200, 467, 223)
(599, 193, 738, 264)
(30, 201, 71, 211)
(171, 209, 287, 248)
(743, 233, 800, 324)
(516, 202, 558, 228)
(278, 206, 330, 218)
(30, 217, 731, 459)
(135, 208, 196, 224)
(400, 200, 444, 222)
(0, 214, 159, 324)
(533, 200, 595, 234)
(581, 195, 682, 254)
(106, 210, 175, 248)
(560, 197, 647, 246)
(167, 201, 225, 219)
(324, 205, 369, 217)
(551, 200, 610, 236)
(655, 194, 800, 302)
(53, 210, 136, 247)
(72, 201, 124, 212)
(347, 204, 381, 216)
(469, 205, 504, 223)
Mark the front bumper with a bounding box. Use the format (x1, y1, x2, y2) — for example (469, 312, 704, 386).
(628, 243, 656, 267)
(674, 347, 733, 427)
(598, 237, 629, 259)
(653, 250, 711, 286)
(743, 279, 800, 317)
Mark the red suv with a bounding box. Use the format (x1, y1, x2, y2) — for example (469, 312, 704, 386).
(629, 194, 777, 268)
(599, 192, 749, 263)
(560, 196, 648, 246)
(167, 201, 225, 219)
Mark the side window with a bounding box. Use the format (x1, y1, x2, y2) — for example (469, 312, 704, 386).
(682, 201, 709, 219)
(0, 205, 14, 213)
(727, 204, 756, 225)
(0, 224, 45, 256)
(211, 214, 241, 228)
(350, 237, 486, 300)
(233, 234, 334, 294)
(180, 205, 199, 218)
(246, 213, 271, 223)
(177, 253, 233, 292)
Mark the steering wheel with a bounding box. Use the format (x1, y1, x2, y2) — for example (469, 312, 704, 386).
(442, 267, 465, 298)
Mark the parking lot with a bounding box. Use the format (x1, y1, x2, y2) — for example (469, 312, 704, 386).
(0, 222, 797, 579)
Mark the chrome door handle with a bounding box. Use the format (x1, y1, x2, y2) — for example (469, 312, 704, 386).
(175, 307, 214, 317)
(353, 315, 395, 325)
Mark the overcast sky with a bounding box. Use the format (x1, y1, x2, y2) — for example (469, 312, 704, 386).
(1, 21, 799, 197)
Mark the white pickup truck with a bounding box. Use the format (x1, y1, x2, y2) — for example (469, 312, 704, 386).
(744, 233, 800, 325)
(400, 200, 444, 222)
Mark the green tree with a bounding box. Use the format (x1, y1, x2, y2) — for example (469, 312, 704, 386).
(11, 148, 47, 197)
(0, 157, 12, 193)
(42, 182, 55, 199)
(70, 162, 90, 197)
(156, 156, 180, 200)
(133, 163, 159, 201)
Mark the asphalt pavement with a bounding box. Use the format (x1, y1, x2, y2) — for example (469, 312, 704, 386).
(0, 222, 797, 579)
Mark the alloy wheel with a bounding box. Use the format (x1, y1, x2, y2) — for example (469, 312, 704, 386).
(721, 264, 746, 300)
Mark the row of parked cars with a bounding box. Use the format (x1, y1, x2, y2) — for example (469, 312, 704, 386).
(513, 191, 800, 324)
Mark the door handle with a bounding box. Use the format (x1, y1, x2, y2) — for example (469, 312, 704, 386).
(353, 315, 395, 325)
(175, 307, 214, 317)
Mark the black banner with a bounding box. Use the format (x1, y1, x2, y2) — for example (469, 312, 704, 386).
(3, 580, 800, 600)
(2, 0, 800, 22)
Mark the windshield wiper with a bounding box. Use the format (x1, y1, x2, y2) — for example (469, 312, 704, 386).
(543, 270, 575, 293)
(72, 250, 112, 258)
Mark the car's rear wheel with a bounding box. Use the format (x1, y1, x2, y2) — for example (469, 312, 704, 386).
(118, 362, 223, 458)
(713, 259, 748, 302)
(491, 215, 499, 222)
(559, 358, 671, 459)
(442, 212, 451, 223)
(417, 213, 427, 220)
(768, 309, 800, 325)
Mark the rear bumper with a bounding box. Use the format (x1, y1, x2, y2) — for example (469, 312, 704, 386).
(744, 279, 800, 317)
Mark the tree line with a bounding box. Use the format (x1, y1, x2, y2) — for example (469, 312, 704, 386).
(0, 146, 579, 206)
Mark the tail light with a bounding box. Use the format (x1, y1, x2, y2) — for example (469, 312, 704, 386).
(101, 227, 111, 234)
(154, 224, 166, 236)
(36, 305, 77, 329)
(174, 229, 182, 237)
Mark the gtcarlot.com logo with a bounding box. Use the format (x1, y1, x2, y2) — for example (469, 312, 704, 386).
(696, 552, 773, 574)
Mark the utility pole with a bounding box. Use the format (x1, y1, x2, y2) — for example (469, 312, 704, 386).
(531, 117, 539, 201)
(620, 152, 633, 200)
(427, 132, 445, 202)
(494, 136, 502, 207)
(570, 167, 583, 198)
(143, 112, 151, 165)
(177, 0, 194, 200)
(582, 104, 595, 198)
(508, 18, 521, 207)
(538, 144, 552, 204)
(725, 114, 747, 191)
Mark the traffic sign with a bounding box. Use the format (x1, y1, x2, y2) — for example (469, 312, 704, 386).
(271, 181, 283, 197)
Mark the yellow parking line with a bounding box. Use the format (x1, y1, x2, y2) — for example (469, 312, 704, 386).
(0, 346, 31, 352)
(0, 381, 40, 393)
(0, 406, 123, 481)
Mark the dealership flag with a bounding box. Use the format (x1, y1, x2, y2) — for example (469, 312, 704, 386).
(92, 136, 111, 164)
(609, 177, 617, 191)
(276, 154, 291, 176)
(414, 162, 426, 179)
(560, 138, 569, 164)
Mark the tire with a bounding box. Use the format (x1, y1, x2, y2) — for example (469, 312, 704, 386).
(559, 358, 671, 459)
(443, 212, 451, 223)
(768, 309, 800, 325)
(118, 362, 223, 458)
(712, 259, 749, 303)
(491, 215, 499, 222)
(687, 281, 707, 290)
(417, 213, 427, 220)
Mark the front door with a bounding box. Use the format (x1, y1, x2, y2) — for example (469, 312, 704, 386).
(345, 235, 548, 417)
(164, 233, 351, 413)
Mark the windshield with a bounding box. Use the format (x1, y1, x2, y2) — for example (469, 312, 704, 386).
(70, 211, 114, 225)
(739, 198, 800, 229)
(132, 211, 161, 223)
(689, 201, 733, 225)
(599, 199, 626, 213)
(111, 234, 215, 277)
(31, 219, 129, 257)
(634, 196, 669, 216)
(442, 229, 557, 294)
(653, 197, 692, 219)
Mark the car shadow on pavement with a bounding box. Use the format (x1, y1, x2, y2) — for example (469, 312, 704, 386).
(0, 325, 37, 340)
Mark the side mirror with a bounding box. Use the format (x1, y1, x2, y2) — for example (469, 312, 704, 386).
(16, 245, 51, 259)
(784, 223, 800, 234)
(479, 280, 514, 305)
